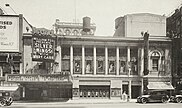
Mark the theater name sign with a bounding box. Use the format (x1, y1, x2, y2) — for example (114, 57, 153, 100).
(6, 74, 70, 83)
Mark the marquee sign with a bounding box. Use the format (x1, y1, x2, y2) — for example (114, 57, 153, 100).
(0, 16, 19, 52)
(32, 28, 55, 62)
(6, 74, 70, 83)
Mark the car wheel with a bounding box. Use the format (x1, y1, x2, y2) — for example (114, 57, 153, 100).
(0, 99, 6, 106)
(161, 97, 168, 103)
(176, 98, 182, 103)
(141, 98, 147, 104)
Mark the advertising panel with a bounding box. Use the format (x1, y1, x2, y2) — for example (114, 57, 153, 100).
(32, 34, 55, 62)
(0, 16, 19, 52)
(6, 74, 69, 82)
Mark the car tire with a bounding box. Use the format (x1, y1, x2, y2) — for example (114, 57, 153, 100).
(0, 99, 6, 106)
(161, 97, 168, 103)
(176, 98, 182, 103)
(141, 98, 147, 104)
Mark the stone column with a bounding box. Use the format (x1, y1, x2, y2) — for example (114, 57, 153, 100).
(94, 46, 96, 75)
(116, 47, 119, 75)
(127, 46, 131, 75)
(82, 46, 85, 75)
(19, 63, 23, 74)
(22, 87, 25, 98)
(105, 47, 108, 75)
(128, 80, 132, 99)
(70, 46, 73, 75)
(141, 79, 144, 95)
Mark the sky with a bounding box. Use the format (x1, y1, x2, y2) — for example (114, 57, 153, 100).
(0, 0, 182, 36)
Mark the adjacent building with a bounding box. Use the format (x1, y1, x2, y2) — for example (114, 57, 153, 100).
(167, 7, 182, 92)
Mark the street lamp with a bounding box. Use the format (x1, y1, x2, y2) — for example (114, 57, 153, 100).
(5, 3, 17, 14)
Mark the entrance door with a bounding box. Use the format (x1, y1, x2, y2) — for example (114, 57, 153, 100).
(131, 86, 141, 99)
(26, 88, 41, 100)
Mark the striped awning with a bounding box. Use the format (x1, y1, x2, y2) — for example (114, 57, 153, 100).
(147, 82, 174, 90)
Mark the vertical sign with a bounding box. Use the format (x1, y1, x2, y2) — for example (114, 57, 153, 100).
(143, 32, 149, 75)
(32, 34, 55, 62)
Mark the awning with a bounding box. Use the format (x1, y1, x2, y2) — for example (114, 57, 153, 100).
(0, 86, 19, 91)
(147, 82, 174, 90)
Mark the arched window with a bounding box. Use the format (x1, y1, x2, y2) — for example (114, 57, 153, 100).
(151, 51, 160, 71)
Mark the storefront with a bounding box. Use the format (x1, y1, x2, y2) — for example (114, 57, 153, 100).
(6, 73, 72, 101)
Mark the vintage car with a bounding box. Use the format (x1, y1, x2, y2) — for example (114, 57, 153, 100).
(137, 90, 169, 104)
(0, 92, 13, 106)
(170, 90, 182, 103)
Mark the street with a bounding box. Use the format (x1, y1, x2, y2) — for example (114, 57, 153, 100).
(7, 102, 182, 108)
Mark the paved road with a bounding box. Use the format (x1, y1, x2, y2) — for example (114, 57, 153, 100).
(7, 102, 182, 108)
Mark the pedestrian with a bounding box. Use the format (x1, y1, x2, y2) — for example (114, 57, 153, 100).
(122, 91, 127, 102)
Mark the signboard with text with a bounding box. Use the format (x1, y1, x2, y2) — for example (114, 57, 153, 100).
(32, 34, 55, 62)
(6, 74, 69, 83)
(0, 16, 19, 52)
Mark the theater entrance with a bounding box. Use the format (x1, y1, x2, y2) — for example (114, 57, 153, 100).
(79, 85, 110, 98)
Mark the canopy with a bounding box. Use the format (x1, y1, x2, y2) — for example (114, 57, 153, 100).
(0, 86, 19, 91)
(147, 82, 174, 90)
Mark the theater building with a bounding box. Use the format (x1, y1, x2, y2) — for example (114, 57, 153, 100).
(52, 14, 173, 99)
(4, 13, 173, 100)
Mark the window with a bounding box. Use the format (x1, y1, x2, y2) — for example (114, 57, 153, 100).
(97, 60, 104, 74)
(85, 60, 93, 74)
(152, 59, 159, 71)
(74, 60, 81, 74)
(151, 51, 160, 72)
(108, 60, 115, 74)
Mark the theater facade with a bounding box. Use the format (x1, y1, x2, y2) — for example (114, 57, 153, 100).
(3, 13, 174, 100)
(52, 14, 173, 99)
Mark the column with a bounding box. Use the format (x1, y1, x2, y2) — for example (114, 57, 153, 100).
(22, 87, 25, 98)
(127, 46, 130, 75)
(105, 47, 108, 75)
(82, 46, 85, 75)
(57, 46, 62, 72)
(19, 63, 23, 74)
(165, 49, 169, 74)
(128, 80, 132, 99)
(70, 46, 73, 75)
(141, 79, 144, 95)
(93, 46, 96, 75)
(116, 47, 119, 75)
(141, 48, 144, 76)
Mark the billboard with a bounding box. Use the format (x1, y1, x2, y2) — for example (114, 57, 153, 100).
(32, 34, 55, 62)
(0, 16, 19, 52)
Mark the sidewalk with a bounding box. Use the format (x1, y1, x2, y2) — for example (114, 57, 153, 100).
(13, 99, 137, 105)
(66, 99, 137, 104)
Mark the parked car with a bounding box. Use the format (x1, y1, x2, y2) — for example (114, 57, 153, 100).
(0, 92, 13, 106)
(170, 90, 182, 103)
(137, 90, 169, 104)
